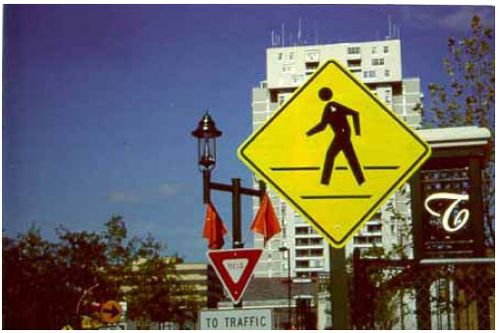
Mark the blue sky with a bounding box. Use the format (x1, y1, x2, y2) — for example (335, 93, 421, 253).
(3, 5, 494, 261)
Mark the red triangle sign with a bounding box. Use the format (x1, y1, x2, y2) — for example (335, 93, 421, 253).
(207, 248, 263, 304)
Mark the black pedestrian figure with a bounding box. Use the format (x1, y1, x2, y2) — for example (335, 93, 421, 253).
(307, 87, 365, 186)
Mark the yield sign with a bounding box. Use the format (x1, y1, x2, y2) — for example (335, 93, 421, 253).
(238, 59, 431, 248)
(207, 248, 263, 304)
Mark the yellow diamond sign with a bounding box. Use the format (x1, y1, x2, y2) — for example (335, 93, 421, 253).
(238, 59, 431, 248)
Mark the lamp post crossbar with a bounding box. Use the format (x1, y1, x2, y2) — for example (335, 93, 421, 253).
(203, 170, 265, 204)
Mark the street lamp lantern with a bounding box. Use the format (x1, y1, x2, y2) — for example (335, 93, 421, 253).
(191, 112, 222, 171)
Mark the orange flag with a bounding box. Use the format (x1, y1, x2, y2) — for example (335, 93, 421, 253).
(251, 193, 281, 246)
(203, 202, 228, 249)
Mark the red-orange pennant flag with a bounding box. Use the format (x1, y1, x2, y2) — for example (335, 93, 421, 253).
(203, 202, 228, 249)
(251, 193, 281, 246)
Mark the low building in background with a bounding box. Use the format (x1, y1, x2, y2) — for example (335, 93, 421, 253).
(123, 258, 208, 330)
(217, 277, 323, 329)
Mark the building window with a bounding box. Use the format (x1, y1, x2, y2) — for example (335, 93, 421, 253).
(292, 75, 304, 84)
(385, 89, 392, 104)
(278, 95, 287, 105)
(310, 238, 322, 245)
(305, 51, 320, 62)
(305, 62, 319, 70)
(384, 45, 389, 53)
(296, 260, 310, 268)
(282, 64, 295, 73)
(347, 46, 360, 55)
(311, 249, 323, 256)
(363, 70, 376, 79)
(372, 58, 385, 66)
(347, 59, 361, 67)
(280, 202, 286, 228)
(367, 225, 382, 233)
(385, 69, 390, 77)
(354, 236, 367, 245)
(296, 226, 308, 235)
(296, 238, 308, 246)
(288, 52, 294, 61)
(372, 46, 377, 54)
(296, 249, 308, 257)
(277, 52, 283, 61)
(310, 259, 323, 268)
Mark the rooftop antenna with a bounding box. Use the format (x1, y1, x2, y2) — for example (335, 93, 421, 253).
(281, 23, 285, 47)
(297, 17, 302, 45)
(388, 15, 392, 39)
(314, 21, 319, 44)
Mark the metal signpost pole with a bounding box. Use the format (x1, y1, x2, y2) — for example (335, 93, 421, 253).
(329, 246, 348, 329)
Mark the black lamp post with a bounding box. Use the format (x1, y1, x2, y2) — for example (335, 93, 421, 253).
(279, 246, 292, 329)
(192, 112, 267, 306)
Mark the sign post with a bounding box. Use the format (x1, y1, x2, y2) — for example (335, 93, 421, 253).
(329, 246, 348, 329)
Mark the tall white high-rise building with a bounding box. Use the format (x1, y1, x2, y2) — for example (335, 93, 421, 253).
(251, 38, 422, 279)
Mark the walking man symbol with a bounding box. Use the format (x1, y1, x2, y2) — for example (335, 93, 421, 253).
(307, 87, 365, 186)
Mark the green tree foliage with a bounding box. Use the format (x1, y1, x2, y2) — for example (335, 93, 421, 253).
(126, 235, 176, 327)
(425, 15, 494, 128)
(423, 14, 495, 246)
(2, 216, 196, 329)
(2, 226, 68, 329)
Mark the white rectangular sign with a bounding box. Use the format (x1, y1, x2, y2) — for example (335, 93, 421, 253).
(199, 308, 272, 330)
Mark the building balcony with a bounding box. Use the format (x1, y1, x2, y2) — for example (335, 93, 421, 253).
(295, 266, 325, 272)
(295, 255, 324, 260)
(351, 243, 378, 248)
(346, 53, 362, 59)
(295, 244, 324, 249)
(347, 64, 362, 72)
(294, 233, 323, 238)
